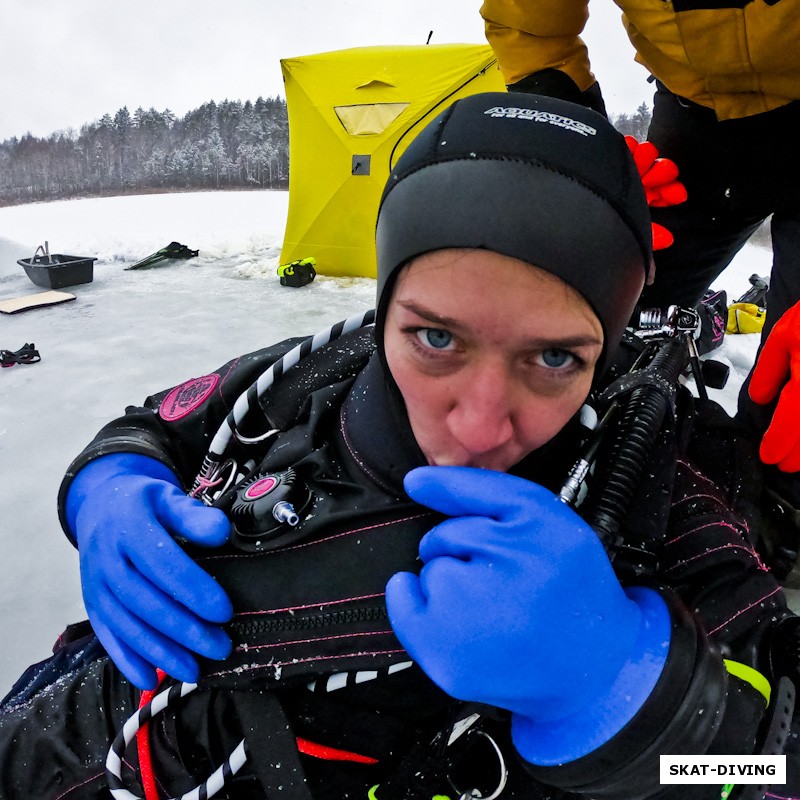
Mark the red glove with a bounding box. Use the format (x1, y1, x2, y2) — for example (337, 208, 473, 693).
(749, 300, 800, 472)
(625, 136, 687, 251)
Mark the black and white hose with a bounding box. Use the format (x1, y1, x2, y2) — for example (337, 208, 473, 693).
(106, 681, 247, 800)
(191, 308, 375, 503)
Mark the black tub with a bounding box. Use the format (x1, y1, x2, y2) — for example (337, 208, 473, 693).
(17, 253, 96, 289)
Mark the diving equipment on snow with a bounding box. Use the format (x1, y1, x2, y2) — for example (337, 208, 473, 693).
(278, 256, 317, 287)
(695, 289, 728, 356)
(737, 273, 770, 309)
(0, 342, 40, 367)
(727, 274, 769, 334)
(727, 302, 767, 335)
(125, 241, 199, 271)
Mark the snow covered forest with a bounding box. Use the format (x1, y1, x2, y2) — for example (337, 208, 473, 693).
(0, 97, 289, 206)
(0, 95, 654, 208)
(609, 102, 652, 140)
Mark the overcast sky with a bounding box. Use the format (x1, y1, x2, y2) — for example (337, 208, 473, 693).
(0, 1, 651, 142)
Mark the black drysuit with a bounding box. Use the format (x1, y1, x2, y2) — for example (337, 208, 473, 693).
(1, 328, 798, 800)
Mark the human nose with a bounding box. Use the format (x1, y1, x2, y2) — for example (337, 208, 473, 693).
(446, 362, 515, 455)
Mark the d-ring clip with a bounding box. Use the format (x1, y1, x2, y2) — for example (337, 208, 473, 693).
(450, 730, 508, 800)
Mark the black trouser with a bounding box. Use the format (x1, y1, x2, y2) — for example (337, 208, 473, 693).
(639, 85, 800, 503)
(0, 634, 265, 799)
(0, 636, 138, 799)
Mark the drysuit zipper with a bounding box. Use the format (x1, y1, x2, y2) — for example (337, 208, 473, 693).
(231, 605, 389, 639)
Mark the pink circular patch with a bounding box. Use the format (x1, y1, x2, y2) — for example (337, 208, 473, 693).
(159, 374, 220, 421)
(244, 476, 278, 499)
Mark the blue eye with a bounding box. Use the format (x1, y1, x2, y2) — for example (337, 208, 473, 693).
(540, 349, 574, 369)
(417, 328, 453, 349)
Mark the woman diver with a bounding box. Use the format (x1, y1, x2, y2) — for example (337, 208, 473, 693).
(1, 92, 797, 800)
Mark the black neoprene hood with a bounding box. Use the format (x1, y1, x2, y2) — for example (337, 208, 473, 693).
(374, 92, 653, 371)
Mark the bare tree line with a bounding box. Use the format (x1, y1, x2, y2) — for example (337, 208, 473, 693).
(0, 97, 289, 206)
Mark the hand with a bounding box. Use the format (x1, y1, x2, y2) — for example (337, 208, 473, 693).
(66, 453, 233, 689)
(625, 136, 687, 251)
(386, 467, 670, 765)
(624, 136, 687, 207)
(749, 300, 800, 472)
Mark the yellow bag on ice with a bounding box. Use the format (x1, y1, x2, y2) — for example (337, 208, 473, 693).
(726, 302, 766, 334)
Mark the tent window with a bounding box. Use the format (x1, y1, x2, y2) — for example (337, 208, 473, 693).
(334, 103, 410, 136)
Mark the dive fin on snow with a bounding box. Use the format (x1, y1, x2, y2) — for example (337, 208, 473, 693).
(125, 241, 199, 271)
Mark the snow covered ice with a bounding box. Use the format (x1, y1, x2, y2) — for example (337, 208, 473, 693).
(0, 190, 374, 695)
(0, 189, 773, 696)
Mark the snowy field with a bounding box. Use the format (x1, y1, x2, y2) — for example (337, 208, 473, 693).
(0, 190, 771, 696)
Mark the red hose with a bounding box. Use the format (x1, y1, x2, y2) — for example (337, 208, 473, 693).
(296, 736, 378, 765)
(134, 672, 378, 800)
(136, 669, 166, 800)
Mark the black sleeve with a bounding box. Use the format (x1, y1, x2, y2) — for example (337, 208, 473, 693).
(522, 592, 768, 800)
(523, 454, 798, 799)
(508, 69, 608, 117)
(56, 337, 305, 539)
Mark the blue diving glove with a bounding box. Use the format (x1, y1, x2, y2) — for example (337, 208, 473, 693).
(385, 467, 671, 766)
(65, 453, 234, 689)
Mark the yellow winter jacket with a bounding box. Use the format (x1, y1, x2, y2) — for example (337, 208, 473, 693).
(481, 0, 800, 121)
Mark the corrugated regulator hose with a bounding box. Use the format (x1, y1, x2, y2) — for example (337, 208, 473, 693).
(587, 337, 688, 547)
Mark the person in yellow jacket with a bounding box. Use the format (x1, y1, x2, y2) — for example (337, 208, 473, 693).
(481, 0, 800, 564)
(481, 0, 800, 121)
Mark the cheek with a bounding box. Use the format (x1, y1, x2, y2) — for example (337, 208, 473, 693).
(385, 352, 453, 459)
(517, 379, 592, 449)
(391, 359, 446, 424)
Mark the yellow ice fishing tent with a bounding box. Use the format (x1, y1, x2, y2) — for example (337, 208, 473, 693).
(279, 44, 505, 278)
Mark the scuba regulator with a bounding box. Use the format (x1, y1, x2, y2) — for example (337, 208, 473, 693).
(559, 304, 729, 579)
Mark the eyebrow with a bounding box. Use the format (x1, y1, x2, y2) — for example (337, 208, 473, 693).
(396, 300, 603, 349)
